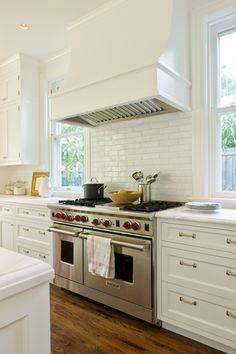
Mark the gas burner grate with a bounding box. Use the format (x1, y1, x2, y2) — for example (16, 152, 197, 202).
(123, 200, 183, 212)
(59, 198, 111, 207)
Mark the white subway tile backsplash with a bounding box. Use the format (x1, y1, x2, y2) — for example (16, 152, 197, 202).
(91, 112, 193, 201)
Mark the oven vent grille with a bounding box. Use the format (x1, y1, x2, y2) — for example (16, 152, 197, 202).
(66, 97, 179, 127)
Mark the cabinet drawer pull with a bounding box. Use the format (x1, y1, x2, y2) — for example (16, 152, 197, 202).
(23, 249, 30, 254)
(23, 227, 29, 232)
(38, 231, 46, 235)
(179, 232, 196, 239)
(226, 270, 236, 277)
(179, 296, 197, 306)
(226, 311, 236, 319)
(38, 212, 46, 217)
(38, 254, 46, 259)
(3, 208, 10, 212)
(179, 260, 197, 268)
(22, 210, 29, 215)
(226, 238, 236, 244)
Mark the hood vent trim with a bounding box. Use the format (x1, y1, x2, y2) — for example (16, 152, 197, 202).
(66, 98, 179, 127)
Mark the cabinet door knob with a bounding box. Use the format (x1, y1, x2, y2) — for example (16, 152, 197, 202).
(226, 238, 236, 244)
(226, 311, 236, 319)
(179, 232, 196, 239)
(179, 260, 197, 268)
(226, 270, 236, 277)
(179, 296, 197, 306)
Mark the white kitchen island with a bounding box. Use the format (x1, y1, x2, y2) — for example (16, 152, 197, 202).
(0, 248, 54, 354)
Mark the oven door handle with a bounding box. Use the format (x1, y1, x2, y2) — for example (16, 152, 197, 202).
(48, 227, 79, 237)
(79, 233, 149, 252)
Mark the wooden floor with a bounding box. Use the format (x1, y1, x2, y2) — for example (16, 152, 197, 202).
(50, 284, 225, 354)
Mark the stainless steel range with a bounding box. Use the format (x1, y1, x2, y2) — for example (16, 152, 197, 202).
(48, 199, 181, 324)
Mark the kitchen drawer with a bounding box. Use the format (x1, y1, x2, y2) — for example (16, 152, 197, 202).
(162, 283, 236, 345)
(17, 224, 50, 248)
(18, 246, 50, 263)
(162, 247, 236, 300)
(0, 204, 14, 215)
(161, 223, 236, 253)
(17, 207, 50, 220)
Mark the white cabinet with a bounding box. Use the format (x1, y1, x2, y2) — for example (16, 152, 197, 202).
(0, 201, 52, 266)
(1, 221, 15, 251)
(0, 104, 20, 162)
(0, 54, 39, 165)
(157, 218, 236, 352)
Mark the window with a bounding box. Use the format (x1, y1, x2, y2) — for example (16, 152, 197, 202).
(51, 121, 86, 190)
(49, 79, 88, 192)
(209, 15, 236, 197)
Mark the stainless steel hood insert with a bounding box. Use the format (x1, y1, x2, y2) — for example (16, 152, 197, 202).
(67, 98, 178, 127)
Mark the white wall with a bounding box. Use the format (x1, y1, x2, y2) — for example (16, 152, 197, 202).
(90, 112, 192, 202)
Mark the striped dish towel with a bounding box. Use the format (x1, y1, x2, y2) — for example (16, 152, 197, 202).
(87, 236, 115, 279)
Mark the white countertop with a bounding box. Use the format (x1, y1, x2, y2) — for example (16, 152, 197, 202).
(0, 248, 54, 300)
(0, 195, 61, 205)
(156, 206, 236, 226)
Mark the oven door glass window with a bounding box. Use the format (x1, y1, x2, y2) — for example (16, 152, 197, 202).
(61, 240, 74, 264)
(114, 253, 133, 283)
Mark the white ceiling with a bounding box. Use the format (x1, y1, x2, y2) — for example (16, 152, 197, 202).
(0, 0, 110, 63)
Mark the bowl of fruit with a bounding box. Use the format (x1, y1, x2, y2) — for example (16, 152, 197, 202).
(107, 189, 140, 204)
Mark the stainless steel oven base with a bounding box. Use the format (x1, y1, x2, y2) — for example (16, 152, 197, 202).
(54, 275, 160, 325)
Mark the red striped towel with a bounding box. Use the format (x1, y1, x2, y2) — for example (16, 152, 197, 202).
(87, 236, 115, 278)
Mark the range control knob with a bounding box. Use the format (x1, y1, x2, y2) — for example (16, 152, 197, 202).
(75, 215, 81, 222)
(81, 215, 88, 223)
(103, 220, 112, 227)
(55, 212, 62, 219)
(92, 218, 100, 226)
(61, 212, 67, 220)
(52, 212, 55, 217)
(67, 214, 74, 222)
(131, 222, 140, 231)
(123, 221, 131, 229)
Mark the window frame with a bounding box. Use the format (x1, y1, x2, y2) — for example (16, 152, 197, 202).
(209, 14, 236, 198)
(48, 79, 91, 195)
(192, 1, 236, 202)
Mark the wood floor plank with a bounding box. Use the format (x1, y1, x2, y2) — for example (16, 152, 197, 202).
(50, 285, 226, 354)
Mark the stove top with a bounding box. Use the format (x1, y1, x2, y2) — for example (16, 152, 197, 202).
(123, 200, 183, 212)
(59, 198, 112, 208)
(58, 199, 182, 212)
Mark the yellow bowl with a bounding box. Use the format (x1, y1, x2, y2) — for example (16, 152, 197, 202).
(107, 191, 140, 204)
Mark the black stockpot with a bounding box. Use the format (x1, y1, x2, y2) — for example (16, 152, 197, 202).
(83, 182, 105, 200)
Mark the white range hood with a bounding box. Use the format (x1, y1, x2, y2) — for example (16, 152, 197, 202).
(50, 0, 191, 126)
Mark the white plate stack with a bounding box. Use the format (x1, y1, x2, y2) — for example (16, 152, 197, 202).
(185, 202, 221, 212)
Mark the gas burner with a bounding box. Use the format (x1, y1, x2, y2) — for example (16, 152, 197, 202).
(59, 198, 112, 207)
(123, 200, 183, 212)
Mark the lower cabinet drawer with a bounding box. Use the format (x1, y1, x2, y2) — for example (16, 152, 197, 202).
(162, 283, 236, 344)
(161, 223, 236, 253)
(162, 247, 236, 299)
(18, 246, 50, 263)
(17, 225, 50, 248)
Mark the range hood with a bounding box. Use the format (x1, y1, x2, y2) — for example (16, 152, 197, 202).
(50, 0, 191, 127)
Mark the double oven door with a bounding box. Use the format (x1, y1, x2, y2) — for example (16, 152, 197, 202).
(50, 223, 152, 309)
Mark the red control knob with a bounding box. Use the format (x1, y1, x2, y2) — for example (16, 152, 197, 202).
(75, 215, 81, 222)
(67, 214, 74, 222)
(81, 215, 88, 223)
(92, 218, 100, 226)
(123, 221, 131, 229)
(61, 212, 67, 220)
(131, 222, 140, 231)
(55, 212, 62, 219)
(103, 220, 111, 227)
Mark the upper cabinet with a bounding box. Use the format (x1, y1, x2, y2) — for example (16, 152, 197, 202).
(0, 54, 39, 165)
